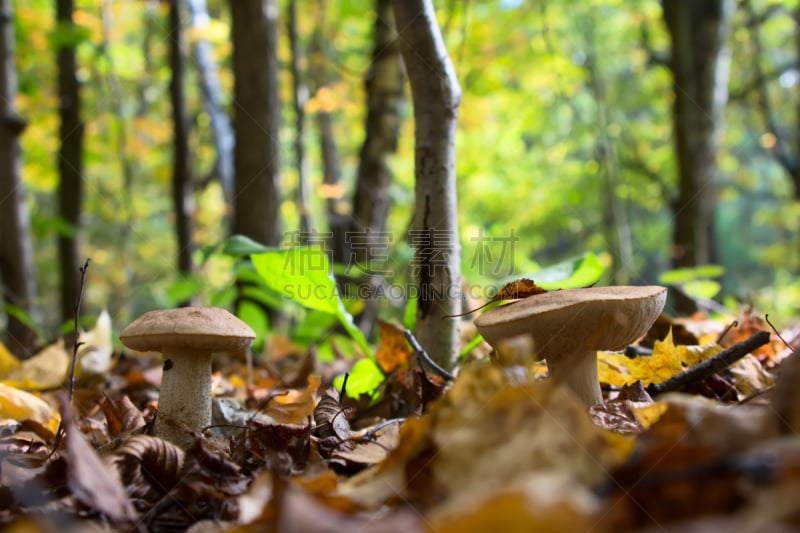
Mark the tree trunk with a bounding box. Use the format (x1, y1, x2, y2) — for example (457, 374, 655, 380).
(230, 0, 281, 248)
(169, 0, 194, 285)
(0, 0, 39, 357)
(308, 9, 347, 263)
(56, 0, 84, 325)
(393, 0, 461, 370)
(663, 0, 733, 312)
(187, 0, 234, 200)
(349, 0, 405, 333)
(287, 0, 311, 235)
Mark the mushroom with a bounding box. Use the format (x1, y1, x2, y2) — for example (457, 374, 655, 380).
(474, 285, 667, 406)
(120, 307, 255, 447)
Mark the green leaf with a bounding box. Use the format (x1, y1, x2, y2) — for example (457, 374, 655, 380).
(403, 295, 417, 331)
(682, 279, 722, 301)
(221, 235, 276, 257)
(164, 276, 203, 307)
(659, 265, 725, 285)
(334, 358, 384, 399)
(251, 248, 374, 358)
(460, 332, 485, 359)
(507, 252, 604, 290)
(237, 300, 269, 351)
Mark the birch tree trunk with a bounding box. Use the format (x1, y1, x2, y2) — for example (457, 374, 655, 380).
(393, 0, 461, 370)
(230, 0, 281, 248)
(187, 0, 233, 199)
(0, 0, 39, 356)
(168, 0, 194, 286)
(56, 0, 84, 324)
(663, 0, 733, 312)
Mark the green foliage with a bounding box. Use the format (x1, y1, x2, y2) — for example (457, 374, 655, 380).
(250, 248, 374, 358)
(333, 358, 384, 400)
(659, 265, 725, 301)
(519, 252, 605, 290)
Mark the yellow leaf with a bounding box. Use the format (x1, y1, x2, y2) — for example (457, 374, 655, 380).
(597, 329, 722, 387)
(3, 343, 69, 390)
(77, 309, 114, 377)
(0, 341, 20, 377)
(0, 383, 60, 434)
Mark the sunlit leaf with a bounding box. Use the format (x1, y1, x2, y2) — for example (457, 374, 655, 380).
(334, 358, 384, 399)
(0, 383, 60, 434)
(251, 248, 373, 358)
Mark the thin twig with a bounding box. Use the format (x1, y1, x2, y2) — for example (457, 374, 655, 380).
(66, 259, 90, 402)
(648, 330, 771, 395)
(716, 320, 738, 344)
(765, 314, 795, 353)
(404, 329, 455, 381)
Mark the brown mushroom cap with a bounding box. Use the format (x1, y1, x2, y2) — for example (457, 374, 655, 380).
(120, 307, 256, 354)
(474, 286, 667, 358)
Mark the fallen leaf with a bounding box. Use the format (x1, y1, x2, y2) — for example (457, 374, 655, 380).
(264, 375, 320, 425)
(491, 278, 548, 302)
(0, 383, 60, 435)
(101, 395, 146, 438)
(376, 320, 414, 373)
(62, 398, 137, 522)
(107, 434, 185, 504)
(2, 343, 69, 390)
(77, 310, 114, 378)
(598, 329, 723, 387)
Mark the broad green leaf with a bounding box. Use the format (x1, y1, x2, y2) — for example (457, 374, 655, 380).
(164, 276, 203, 307)
(237, 300, 269, 351)
(506, 252, 604, 290)
(334, 358, 384, 399)
(251, 248, 374, 358)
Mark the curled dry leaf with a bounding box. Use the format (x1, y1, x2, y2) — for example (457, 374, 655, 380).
(107, 434, 185, 504)
(101, 395, 146, 438)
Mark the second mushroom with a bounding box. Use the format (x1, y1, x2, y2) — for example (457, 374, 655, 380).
(474, 285, 667, 406)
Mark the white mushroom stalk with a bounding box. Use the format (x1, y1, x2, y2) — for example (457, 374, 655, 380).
(120, 307, 255, 448)
(474, 286, 667, 406)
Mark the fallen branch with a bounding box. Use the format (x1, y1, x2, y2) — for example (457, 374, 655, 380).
(647, 330, 771, 396)
(404, 329, 455, 381)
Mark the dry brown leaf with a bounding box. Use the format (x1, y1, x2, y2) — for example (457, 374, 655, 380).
(101, 395, 146, 438)
(107, 434, 185, 503)
(376, 320, 414, 373)
(62, 398, 137, 522)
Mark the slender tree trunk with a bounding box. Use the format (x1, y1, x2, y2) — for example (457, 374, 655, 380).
(393, 0, 461, 370)
(187, 0, 234, 199)
(583, 23, 632, 285)
(56, 0, 84, 325)
(230, 0, 281, 248)
(663, 0, 733, 312)
(287, 0, 311, 235)
(308, 8, 347, 263)
(349, 0, 405, 333)
(169, 0, 194, 284)
(0, 0, 38, 357)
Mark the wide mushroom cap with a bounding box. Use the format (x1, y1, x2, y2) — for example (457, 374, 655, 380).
(120, 307, 256, 354)
(474, 286, 667, 358)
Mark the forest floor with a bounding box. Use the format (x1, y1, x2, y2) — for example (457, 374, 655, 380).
(0, 303, 799, 532)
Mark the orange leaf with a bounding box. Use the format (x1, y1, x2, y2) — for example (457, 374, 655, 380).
(376, 321, 414, 373)
(490, 278, 548, 302)
(264, 375, 321, 425)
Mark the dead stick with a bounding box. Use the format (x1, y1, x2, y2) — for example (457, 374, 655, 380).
(648, 330, 770, 395)
(404, 329, 455, 381)
(66, 259, 90, 401)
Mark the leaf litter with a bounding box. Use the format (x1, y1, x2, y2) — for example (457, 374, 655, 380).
(0, 302, 798, 531)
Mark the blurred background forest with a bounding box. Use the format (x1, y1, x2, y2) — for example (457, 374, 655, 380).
(1, 0, 798, 359)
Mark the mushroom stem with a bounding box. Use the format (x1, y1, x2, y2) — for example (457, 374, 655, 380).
(545, 349, 603, 406)
(155, 350, 213, 447)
